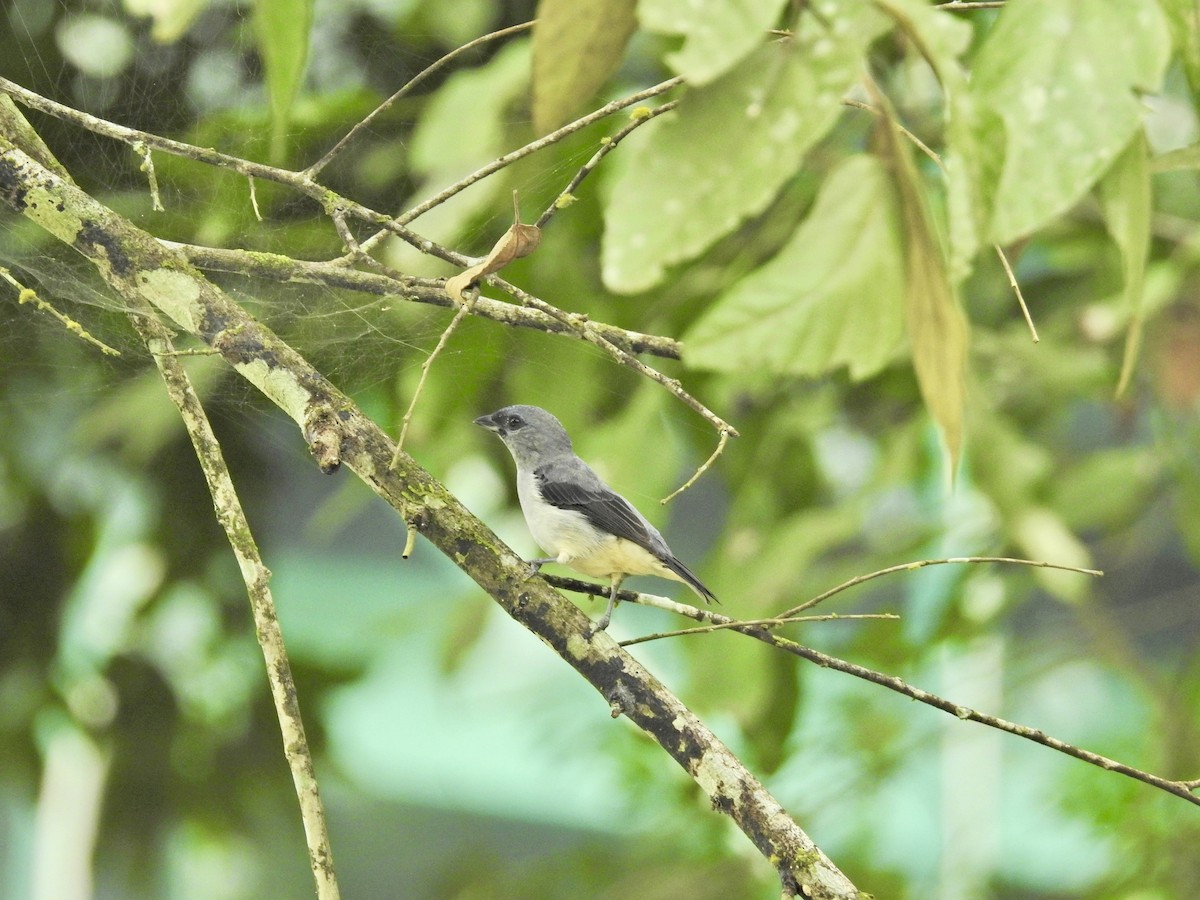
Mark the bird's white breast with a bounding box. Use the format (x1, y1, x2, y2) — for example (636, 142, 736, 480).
(515, 469, 679, 581)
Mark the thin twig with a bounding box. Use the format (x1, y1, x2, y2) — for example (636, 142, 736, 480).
(0, 76, 436, 258)
(842, 98, 944, 169)
(391, 295, 475, 464)
(776, 556, 1102, 620)
(994, 244, 1039, 342)
(365, 75, 685, 249)
(661, 427, 730, 504)
(620, 612, 899, 646)
(249, 176, 263, 222)
(305, 21, 536, 178)
(402, 522, 418, 559)
(534, 100, 679, 230)
(132, 141, 164, 211)
(129, 306, 340, 899)
(2, 267, 121, 355)
(936, 1, 1006, 9)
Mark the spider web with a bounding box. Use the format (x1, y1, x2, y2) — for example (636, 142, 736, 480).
(1, 0, 610, 411)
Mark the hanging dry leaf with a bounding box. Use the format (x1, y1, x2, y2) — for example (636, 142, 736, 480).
(445, 221, 541, 302)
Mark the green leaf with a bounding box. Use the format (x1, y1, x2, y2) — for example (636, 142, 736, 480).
(125, 0, 212, 42)
(253, 0, 313, 164)
(639, 0, 788, 86)
(1099, 131, 1152, 396)
(532, 0, 637, 134)
(683, 155, 904, 379)
(972, 0, 1170, 244)
(1150, 141, 1200, 173)
(874, 91, 969, 473)
(602, 4, 889, 294)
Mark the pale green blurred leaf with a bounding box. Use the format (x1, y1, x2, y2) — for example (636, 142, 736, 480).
(1050, 448, 1160, 533)
(638, 0, 787, 86)
(532, 0, 637, 134)
(1099, 131, 1152, 396)
(253, 0, 313, 162)
(1013, 506, 1093, 603)
(602, 4, 889, 293)
(683, 154, 904, 379)
(973, 0, 1170, 243)
(1150, 141, 1200, 173)
(124, 0, 213, 43)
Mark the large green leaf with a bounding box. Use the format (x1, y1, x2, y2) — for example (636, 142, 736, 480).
(638, 0, 788, 86)
(532, 0, 637, 134)
(972, 0, 1170, 244)
(1099, 131, 1152, 396)
(683, 155, 904, 379)
(602, 3, 889, 294)
(253, 0, 313, 163)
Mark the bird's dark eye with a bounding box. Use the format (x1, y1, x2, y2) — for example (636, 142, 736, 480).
(505, 415, 524, 429)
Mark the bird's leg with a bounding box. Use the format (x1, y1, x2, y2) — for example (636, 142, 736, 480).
(524, 557, 557, 580)
(591, 574, 625, 634)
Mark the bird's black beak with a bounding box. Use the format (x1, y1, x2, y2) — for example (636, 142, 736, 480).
(473, 413, 500, 433)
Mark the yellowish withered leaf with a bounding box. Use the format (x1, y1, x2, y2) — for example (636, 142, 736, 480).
(532, 0, 637, 134)
(873, 90, 969, 476)
(444, 215, 541, 303)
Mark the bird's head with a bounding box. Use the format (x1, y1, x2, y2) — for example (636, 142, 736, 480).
(474, 405, 573, 466)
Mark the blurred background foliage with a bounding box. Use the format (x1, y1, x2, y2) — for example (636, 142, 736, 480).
(1, 0, 1199, 897)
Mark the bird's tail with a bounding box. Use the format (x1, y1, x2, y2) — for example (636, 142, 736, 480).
(662, 555, 719, 605)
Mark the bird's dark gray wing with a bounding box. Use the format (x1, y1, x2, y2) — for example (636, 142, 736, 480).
(534, 462, 667, 557)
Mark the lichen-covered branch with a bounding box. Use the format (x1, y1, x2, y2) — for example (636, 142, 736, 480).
(0, 135, 861, 899)
(130, 307, 340, 899)
(166, 242, 683, 359)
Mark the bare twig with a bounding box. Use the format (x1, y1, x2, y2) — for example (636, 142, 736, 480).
(660, 426, 730, 504)
(777, 556, 1102, 620)
(2, 267, 121, 355)
(248, 176, 263, 222)
(388, 76, 685, 232)
(994, 244, 1039, 342)
(936, 1, 1006, 9)
(306, 21, 536, 178)
(535, 100, 679, 230)
(402, 522, 418, 559)
(620, 612, 900, 645)
(391, 295, 475, 463)
(132, 141, 164, 211)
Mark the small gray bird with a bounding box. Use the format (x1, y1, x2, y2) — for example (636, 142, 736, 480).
(474, 405, 718, 632)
